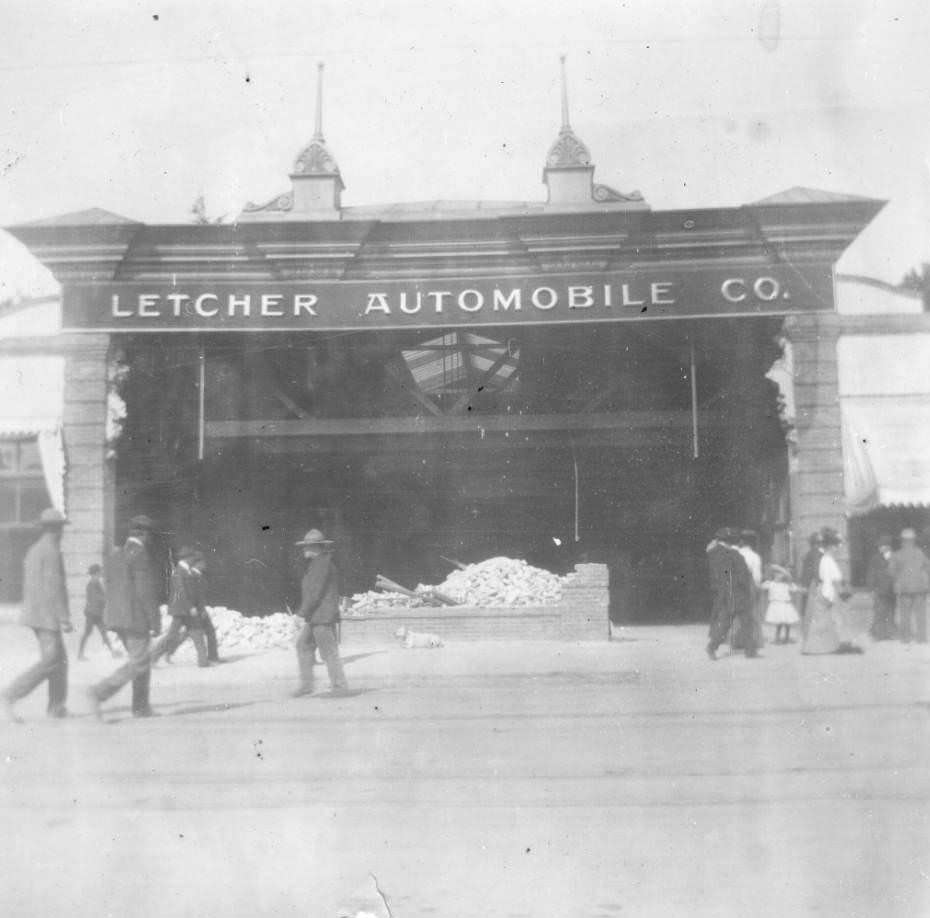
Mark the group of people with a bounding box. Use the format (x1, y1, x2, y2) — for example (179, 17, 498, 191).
(865, 528, 930, 644)
(708, 522, 930, 661)
(2, 509, 349, 724)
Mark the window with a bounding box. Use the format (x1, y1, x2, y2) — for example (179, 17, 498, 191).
(0, 438, 50, 525)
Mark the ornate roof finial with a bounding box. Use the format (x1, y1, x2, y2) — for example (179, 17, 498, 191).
(560, 53, 571, 132)
(545, 54, 592, 169)
(314, 61, 324, 141)
(291, 60, 343, 182)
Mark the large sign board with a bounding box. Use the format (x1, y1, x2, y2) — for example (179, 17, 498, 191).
(62, 265, 834, 332)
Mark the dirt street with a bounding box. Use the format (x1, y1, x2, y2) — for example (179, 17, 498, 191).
(1, 623, 928, 917)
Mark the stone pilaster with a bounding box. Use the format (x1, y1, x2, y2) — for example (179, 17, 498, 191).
(61, 333, 111, 616)
(783, 313, 847, 569)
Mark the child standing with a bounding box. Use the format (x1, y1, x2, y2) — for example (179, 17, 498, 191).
(78, 564, 119, 660)
(763, 564, 801, 644)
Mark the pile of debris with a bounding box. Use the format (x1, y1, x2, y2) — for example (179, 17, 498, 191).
(344, 590, 426, 615)
(344, 556, 566, 613)
(164, 606, 300, 659)
(436, 556, 565, 606)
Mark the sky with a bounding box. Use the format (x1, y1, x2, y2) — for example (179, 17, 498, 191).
(1, 0, 929, 298)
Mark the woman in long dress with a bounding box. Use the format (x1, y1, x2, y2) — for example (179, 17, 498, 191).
(801, 527, 863, 655)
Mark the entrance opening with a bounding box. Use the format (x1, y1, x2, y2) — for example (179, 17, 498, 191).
(114, 317, 789, 621)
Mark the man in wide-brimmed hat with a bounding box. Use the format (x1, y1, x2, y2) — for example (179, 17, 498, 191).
(2, 509, 72, 723)
(891, 528, 930, 644)
(88, 514, 164, 719)
(292, 528, 349, 697)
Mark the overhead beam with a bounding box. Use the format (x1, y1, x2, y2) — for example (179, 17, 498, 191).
(206, 410, 722, 438)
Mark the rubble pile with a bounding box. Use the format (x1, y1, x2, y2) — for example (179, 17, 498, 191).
(436, 557, 565, 606)
(344, 590, 426, 615)
(166, 606, 300, 659)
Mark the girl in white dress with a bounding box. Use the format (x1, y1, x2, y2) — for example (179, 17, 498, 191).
(763, 565, 801, 643)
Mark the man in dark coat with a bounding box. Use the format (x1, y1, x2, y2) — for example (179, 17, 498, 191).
(151, 547, 210, 667)
(890, 528, 930, 643)
(292, 528, 348, 697)
(87, 515, 163, 719)
(866, 535, 896, 640)
(706, 528, 758, 660)
(2, 509, 72, 723)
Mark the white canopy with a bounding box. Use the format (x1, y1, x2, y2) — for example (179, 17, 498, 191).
(839, 334, 930, 515)
(0, 356, 66, 512)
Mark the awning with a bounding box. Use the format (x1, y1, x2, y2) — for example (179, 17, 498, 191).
(842, 395, 930, 515)
(838, 334, 930, 516)
(0, 356, 66, 512)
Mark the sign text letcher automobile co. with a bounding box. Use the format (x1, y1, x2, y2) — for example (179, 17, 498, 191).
(64, 266, 833, 332)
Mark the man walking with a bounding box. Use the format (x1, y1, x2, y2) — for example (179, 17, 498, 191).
(151, 547, 210, 667)
(293, 528, 349, 697)
(87, 515, 163, 719)
(891, 528, 930, 644)
(866, 535, 896, 640)
(2, 509, 71, 723)
(706, 527, 757, 660)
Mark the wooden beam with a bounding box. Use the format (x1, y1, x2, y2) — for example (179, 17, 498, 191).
(448, 347, 513, 415)
(384, 359, 444, 416)
(206, 410, 721, 439)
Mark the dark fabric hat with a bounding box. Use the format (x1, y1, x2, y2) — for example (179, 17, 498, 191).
(39, 508, 68, 527)
(129, 514, 156, 531)
(295, 528, 334, 546)
(819, 526, 842, 547)
(808, 532, 823, 546)
(87, 563, 102, 575)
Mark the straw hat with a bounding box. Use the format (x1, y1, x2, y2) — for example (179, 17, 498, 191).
(295, 528, 334, 547)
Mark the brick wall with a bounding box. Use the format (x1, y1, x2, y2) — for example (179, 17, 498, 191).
(341, 562, 609, 645)
(61, 333, 110, 616)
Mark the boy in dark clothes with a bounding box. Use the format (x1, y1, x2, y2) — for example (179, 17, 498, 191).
(78, 564, 119, 660)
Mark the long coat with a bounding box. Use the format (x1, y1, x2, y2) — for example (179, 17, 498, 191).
(865, 551, 894, 597)
(707, 543, 736, 620)
(890, 545, 930, 595)
(298, 551, 340, 626)
(20, 531, 70, 631)
(104, 538, 161, 635)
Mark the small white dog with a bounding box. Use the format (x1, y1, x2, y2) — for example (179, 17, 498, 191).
(394, 625, 444, 648)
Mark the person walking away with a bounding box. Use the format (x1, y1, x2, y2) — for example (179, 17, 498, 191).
(87, 515, 163, 719)
(151, 547, 210, 667)
(292, 528, 349, 696)
(866, 536, 896, 641)
(890, 528, 930, 644)
(730, 533, 759, 657)
(762, 564, 801, 644)
(78, 564, 119, 660)
(2, 509, 72, 723)
(801, 527, 862, 655)
(706, 528, 756, 659)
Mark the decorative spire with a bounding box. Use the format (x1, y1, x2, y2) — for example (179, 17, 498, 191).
(314, 61, 324, 140)
(560, 53, 571, 132)
(545, 54, 592, 169)
(292, 60, 343, 182)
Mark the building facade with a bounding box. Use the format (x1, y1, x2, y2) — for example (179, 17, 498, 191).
(4, 74, 886, 621)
